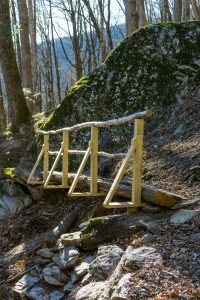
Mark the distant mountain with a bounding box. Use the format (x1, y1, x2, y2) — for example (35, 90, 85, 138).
(48, 24, 127, 101)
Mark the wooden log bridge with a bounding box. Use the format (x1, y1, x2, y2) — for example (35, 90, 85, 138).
(27, 110, 184, 211)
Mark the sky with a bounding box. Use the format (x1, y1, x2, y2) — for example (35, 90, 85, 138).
(39, 0, 125, 40)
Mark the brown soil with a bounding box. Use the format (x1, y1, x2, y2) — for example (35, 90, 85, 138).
(143, 86, 200, 199)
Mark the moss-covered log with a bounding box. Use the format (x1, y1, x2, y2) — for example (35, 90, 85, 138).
(80, 214, 147, 250)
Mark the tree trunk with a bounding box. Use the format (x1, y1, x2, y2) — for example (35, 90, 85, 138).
(182, 0, 191, 20)
(17, 0, 33, 90)
(0, 0, 31, 132)
(123, 0, 139, 34)
(49, 0, 61, 104)
(191, 0, 200, 19)
(138, 0, 148, 27)
(123, 0, 130, 34)
(173, 0, 182, 21)
(129, 0, 139, 33)
(0, 81, 6, 132)
(98, 0, 107, 61)
(27, 0, 40, 114)
(105, 0, 113, 51)
(162, 0, 173, 21)
(82, 0, 107, 63)
(11, 0, 23, 79)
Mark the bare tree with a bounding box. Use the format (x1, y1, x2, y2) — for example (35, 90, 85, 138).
(123, 0, 138, 34)
(182, 0, 191, 20)
(0, 79, 6, 132)
(161, 0, 172, 21)
(11, 0, 23, 79)
(138, 0, 148, 27)
(17, 0, 33, 91)
(0, 0, 30, 132)
(37, 0, 55, 110)
(27, 0, 37, 91)
(82, 0, 107, 61)
(191, 0, 200, 19)
(49, 0, 61, 103)
(173, 0, 182, 21)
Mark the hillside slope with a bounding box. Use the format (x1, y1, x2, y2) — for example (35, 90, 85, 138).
(141, 86, 199, 198)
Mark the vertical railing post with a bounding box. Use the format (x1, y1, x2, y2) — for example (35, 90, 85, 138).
(131, 119, 144, 207)
(62, 130, 69, 187)
(90, 126, 98, 194)
(43, 133, 49, 182)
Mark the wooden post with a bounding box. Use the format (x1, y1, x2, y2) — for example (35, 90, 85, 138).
(103, 138, 136, 208)
(44, 148, 63, 187)
(43, 134, 49, 182)
(27, 148, 44, 184)
(131, 119, 144, 209)
(62, 131, 69, 187)
(68, 145, 91, 194)
(90, 126, 98, 194)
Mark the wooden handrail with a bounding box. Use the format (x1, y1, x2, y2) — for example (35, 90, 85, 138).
(28, 111, 153, 212)
(39, 110, 152, 135)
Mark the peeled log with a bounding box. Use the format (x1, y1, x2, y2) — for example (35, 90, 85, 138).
(13, 167, 187, 208)
(141, 184, 183, 207)
(50, 172, 186, 207)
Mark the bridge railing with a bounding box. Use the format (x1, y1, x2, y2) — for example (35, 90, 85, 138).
(27, 110, 152, 209)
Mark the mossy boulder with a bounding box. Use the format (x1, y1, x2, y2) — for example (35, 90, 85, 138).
(79, 214, 147, 250)
(41, 21, 200, 150)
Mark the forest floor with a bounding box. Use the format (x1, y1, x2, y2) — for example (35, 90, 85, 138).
(0, 87, 199, 299)
(143, 86, 200, 199)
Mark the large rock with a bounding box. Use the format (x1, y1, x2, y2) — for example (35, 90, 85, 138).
(37, 248, 54, 258)
(49, 291, 65, 300)
(141, 233, 156, 245)
(124, 246, 163, 270)
(170, 209, 200, 225)
(26, 287, 64, 300)
(111, 273, 133, 300)
(75, 262, 90, 279)
(61, 231, 81, 246)
(13, 274, 40, 297)
(89, 245, 124, 280)
(80, 214, 147, 250)
(0, 179, 32, 220)
(53, 246, 80, 270)
(64, 281, 74, 294)
(74, 282, 106, 300)
(43, 266, 68, 286)
(41, 22, 200, 152)
(25, 287, 47, 300)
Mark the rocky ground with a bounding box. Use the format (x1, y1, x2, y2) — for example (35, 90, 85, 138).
(0, 88, 199, 299)
(1, 206, 200, 299)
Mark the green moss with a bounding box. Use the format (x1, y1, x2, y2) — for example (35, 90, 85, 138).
(80, 214, 146, 250)
(41, 76, 91, 131)
(67, 77, 90, 97)
(4, 168, 15, 179)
